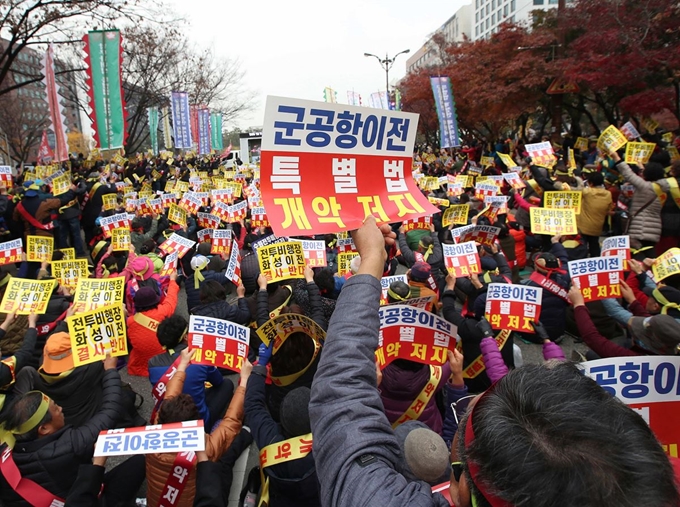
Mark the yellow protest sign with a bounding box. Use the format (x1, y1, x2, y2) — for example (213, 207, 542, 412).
(111, 228, 131, 252)
(51, 174, 70, 196)
(428, 197, 450, 208)
(662, 132, 673, 144)
(26, 235, 53, 262)
(480, 156, 495, 168)
(337, 251, 360, 276)
(544, 191, 582, 214)
(567, 148, 576, 170)
(642, 118, 658, 133)
(224, 182, 242, 198)
(52, 259, 89, 290)
(168, 203, 187, 227)
(68, 303, 128, 367)
(497, 153, 516, 169)
(164, 180, 176, 193)
(175, 181, 189, 195)
(58, 248, 75, 260)
(529, 207, 578, 235)
(102, 193, 117, 211)
(72, 276, 125, 314)
(574, 137, 589, 151)
(0, 278, 55, 315)
(652, 248, 680, 282)
(258, 241, 306, 283)
(624, 142, 656, 165)
(597, 126, 628, 154)
(442, 204, 470, 227)
(455, 175, 473, 188)
(669, 147, 680, 163)
(419, 177, 440, 191)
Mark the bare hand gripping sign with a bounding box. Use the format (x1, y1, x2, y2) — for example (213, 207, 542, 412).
(259, 96, 438, 236)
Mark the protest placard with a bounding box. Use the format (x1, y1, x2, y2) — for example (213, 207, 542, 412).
(0, 278, 55, 314)
(454, 174, 473, 188)
(0, 239, 22, 266)
(102, 193, 117, 211)
(544, 191, 582, 214)
(476, 175, 504, 186)
(251, 207, 270, 228)
(568, 256, 623, 302)
(403, 215, 432, 232)
(259, 96, 437, 235)
(337, 251, 359, 276)
(380, 274, 408, 304)
(580, 356, 680, 460)
(197, 228, 213, 244)
(376, 305, 457, 369)
(428, 197, 450, 208)
(574, 137, 589, 151)
(58, 247, 75, 260)
(442, 204, 469, 227)
(385, 295, 434, 309)
(652, 248, 680, 282)
(99, 214, 130, 238)
(443, 241, 481, 277)
(72, 276, 125, 314)
(474, 183, 499, 201)
(188, 315, 250, 372)
(625, 142, 656, 165)
(26, 235, 53, 262)
(225, 240, 241, 284)
(161, 193, 177, 209)
(293, 239, 327, 267)
(167, 203, 187, 227)
(197, 212, 221, 229)
(525, 141, 555, 167)
(598, 125, 628, 153)
(529, 208, 577, 235)
(67, 303, 127, 367)
(51, 173, 70, 195)
(111, 228, 131, 252)
(336, 233, 356, 253)
(480, 156, 495, 168)
(454, 224, 500, 247)
(620, 121, 641, 141)
(669, 147, 680, 163)
(485, 283, 542, 333)
(258, 241, 306, 283)
(252, 235, 289, 253)
(497, 153, 517, 170)
(51, 259, 89, 290)
(211, 229, 233, 256)
(225, 200, 248, 223)
(446, 183, 464, 197)
(642, 117, 658, 133)
(177, 192, 201, 215)
(158, 233, 195, 259)
(94, 420, 205, 457)
(148, 198, 163, 215)
(602, 235, 631, 271)
(160, 251, 178, 277)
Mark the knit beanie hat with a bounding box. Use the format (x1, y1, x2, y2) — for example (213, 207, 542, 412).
(134, 286, 160, 310)
(394, 421, 449, 484)
(280, 387, 311, 438)
(410, 262, 432, 282)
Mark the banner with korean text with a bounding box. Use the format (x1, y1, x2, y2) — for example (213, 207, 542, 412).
(652, 248, 680, 282)
(94, 420, 205, 457)
(52, 259, 89, 290)
(443, 241, 481, 277)
(188, 316, 250, 372)
(0, 278, 55, 314)
(380, 274, 408, 304)
(197, 107, 211, 155)
(376, 304, 457, 369)
(568, 256, 623, 302)
(67, 303, 127, 367)
(72, 277, 125, 314)
(580, 356, 680, 459)
(529, 208, 578, 235)
(0, 239, 22, 266)
(485, 283, 542, 333)
(544, 191, 582, 214)
(158, 233, 196, 259)
(171, 91, 193, 149)
(258, 241, 306, 283)
(430, 77, 460, 149)
(602, 235, 631, 271)
(260, 96, 437, 236)
(293, 240, 327, 267)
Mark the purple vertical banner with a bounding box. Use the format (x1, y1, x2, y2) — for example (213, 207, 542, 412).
(171, 91, 192, 149)
(430, 77, 461, 148)
(198, 108, 211, 155)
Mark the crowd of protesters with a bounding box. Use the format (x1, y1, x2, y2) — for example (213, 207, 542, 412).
(0, 125, 677, 507)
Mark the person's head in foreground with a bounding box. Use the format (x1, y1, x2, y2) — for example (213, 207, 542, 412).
(449, 361, 679, 507)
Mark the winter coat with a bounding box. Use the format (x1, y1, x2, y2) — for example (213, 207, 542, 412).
(143, 252, 165, 273)
(0, 326, 37, 390)
(308, 275, 450, 507)
(81, 181, 117, 229)
(0, 308, 28, 356)
(398, 232, 446, 282)
(131, 219, 159, 253)
(380, 361, 451, 434)
(0, 369, 122, 506)
(145, 371, 245, 507)
(185, 269, 230, 312)
(441, 381, 468, 448)
(126, 280, 179, 376)
(617, 161, 669, 243)
(576, 183, 613, 236)
(239, 250, 260, 296)
(13, 191, 76, 239)
(191, 298, 251, 325)
(508, 227, 527, 269)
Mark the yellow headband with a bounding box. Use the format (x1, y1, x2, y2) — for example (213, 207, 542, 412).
(652, 289, 680, 315)
(91, 241, 107, 260)
(387, 286, 411, 302)
(419, 241, 434, 261)
(13, 392, 50, 435)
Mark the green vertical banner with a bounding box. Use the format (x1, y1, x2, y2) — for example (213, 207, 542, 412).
(83, 30, 127, 150)
(147, 107, 159, 155)
(210, 113, 223, 151)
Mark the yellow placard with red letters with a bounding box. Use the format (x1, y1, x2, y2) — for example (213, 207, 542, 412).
(68, 303, 128, 367)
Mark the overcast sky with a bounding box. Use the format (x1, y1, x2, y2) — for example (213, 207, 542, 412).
(165, 0, 468, 129)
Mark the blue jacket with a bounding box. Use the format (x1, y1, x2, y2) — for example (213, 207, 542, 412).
(148, 343, 224, 424)
(309, 275, 450, 507)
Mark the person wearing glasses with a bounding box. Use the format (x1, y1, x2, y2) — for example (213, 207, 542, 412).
(310, 216, 679, 507)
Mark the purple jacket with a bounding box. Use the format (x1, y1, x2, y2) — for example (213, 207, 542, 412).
(380, 361, 451, 434)
(542, 341, 566, 361)
(480, 337, 509, 383)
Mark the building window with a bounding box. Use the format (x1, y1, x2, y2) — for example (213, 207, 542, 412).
(486, 18, 490, 28)
(498, 8, 501, 18)
(492, 0, 495, 7)
(476, 12, 479, 21)
(511, 0, 515, 10)
(533, 0, 544, 4)
(504, 5, 508, 15)
(549, 0, 558, 3)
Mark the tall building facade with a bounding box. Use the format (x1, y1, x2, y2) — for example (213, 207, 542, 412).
(472, 0, 563, 40)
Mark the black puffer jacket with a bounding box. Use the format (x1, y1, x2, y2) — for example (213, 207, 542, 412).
(0, 369, 122, 506)
(191, 299, 251, 326)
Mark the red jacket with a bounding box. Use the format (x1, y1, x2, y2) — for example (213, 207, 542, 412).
(508, 227, 527, 269)
(126, 281, 180, 376)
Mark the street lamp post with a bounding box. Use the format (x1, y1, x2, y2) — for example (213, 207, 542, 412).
(364, 49, 410, 102)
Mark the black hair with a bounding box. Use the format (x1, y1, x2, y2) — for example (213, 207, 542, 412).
(51, 251, 64, 261)
(270, 331, 316, 377)
(586, 171, 604, 186)
(387, 281, 410, 303)
(1, 392, 52, 442)
(158, 394, 200, 424)
(643, 162, 665, 182)
(313, 268, 335, 295)
(156, 315, 188, 349)
(199, 280, 227, 304)
(420, 236, 433, 249)
(244, 234, 259, 251)
(391, 358, 425, 372)
(457, 362, 679, 507)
